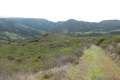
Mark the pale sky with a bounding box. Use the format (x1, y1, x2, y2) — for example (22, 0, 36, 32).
(0, 0, 120, 22)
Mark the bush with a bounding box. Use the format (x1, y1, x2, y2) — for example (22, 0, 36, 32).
(7, 56, 15, 61)
(43, 72, 53, 79)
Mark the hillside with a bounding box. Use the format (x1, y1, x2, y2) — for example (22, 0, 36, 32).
(0, 18, 120, 41)
(0, 18, 55, 41)
(33, 45, 120, 80)
(0, 18, 120, 80)
(0, 34, 83, 73)
(0, 35, 120, 80)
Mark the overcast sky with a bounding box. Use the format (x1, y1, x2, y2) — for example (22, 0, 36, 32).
(0, 0, 119, 22)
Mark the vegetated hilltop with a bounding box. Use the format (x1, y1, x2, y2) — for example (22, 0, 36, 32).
(0, 18, 120, 41)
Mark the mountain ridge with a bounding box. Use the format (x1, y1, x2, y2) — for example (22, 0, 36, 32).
(0, 18, 120, 41)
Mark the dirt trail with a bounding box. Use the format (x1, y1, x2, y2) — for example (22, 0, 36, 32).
(33, 45, 120, 80)
(67, 45, 120, 80)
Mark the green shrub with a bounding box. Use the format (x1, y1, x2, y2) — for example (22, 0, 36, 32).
(0, 35, 82, 73)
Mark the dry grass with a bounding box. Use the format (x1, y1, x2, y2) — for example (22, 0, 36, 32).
(0, 72, 36, 80)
